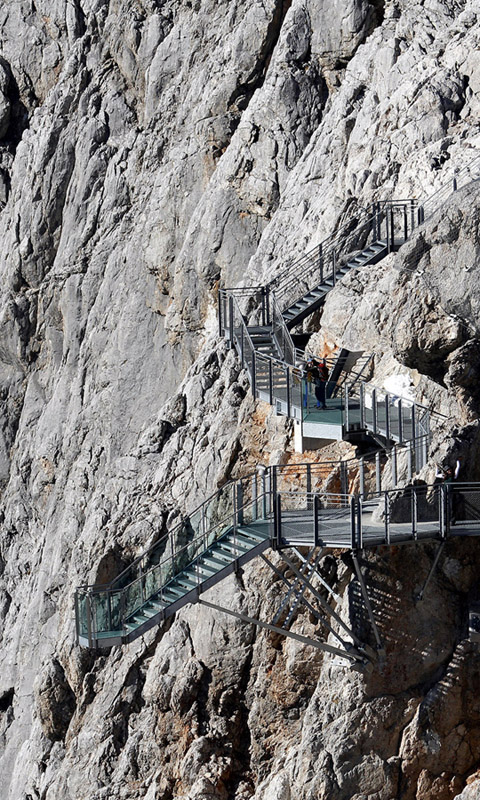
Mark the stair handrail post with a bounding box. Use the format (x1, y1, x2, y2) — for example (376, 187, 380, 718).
(268, 357, 274, 406)
(410, 198, 416, 234)
(359, 381, 366, 429)
(251, 348, 256, 396)
(286, 365, 291, 418)
(385, 393, 390, 441)
(386, 206, 391, 253)
(240, 322, 244, 364)
(86, 590, 94, 649)
(357, 496, 363, 550)
(403, 202, 408, 243)
(252, 473, 258, 521)
(359, 457, 365, 499)
(332, 249, 336, 285)
(407, 441, 413, 481)
(350, 495, 357, 549)
(392, 445, 398, 487)
(273, 492, 282, 549)
(313, 493, 320, 547)
(261, 287, 267, 327)
(398, 398, 404, 443)
(411, 404, 417, 471)
(369, 384, 375, 432)
(376, 451, 381, 494)
(236, 482, 244, 526)
(228, 294, 234, 348)
(319, 242, 324, 284)
(218, 289, 223, 338)
(344, 384, 350, 431)
(389, 205, 395, 251)
(340, 460, 348, 496)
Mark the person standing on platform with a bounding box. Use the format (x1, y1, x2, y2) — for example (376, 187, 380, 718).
(314, 358, 329, 409)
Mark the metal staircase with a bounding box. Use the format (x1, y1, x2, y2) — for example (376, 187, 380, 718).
(282, 239, 388, 328)
(75, 154, 480, 661)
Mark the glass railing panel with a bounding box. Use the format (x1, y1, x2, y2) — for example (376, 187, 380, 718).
(76, 591, 89, 637)
(389, 399, 400, 441)
(452, 486, 480, 530)
(91, 591, 114, 635)
(415, 485, 442, 539)
(386, 488, 414, 542)
(401, 403, 413, 442)
(124, 579, 144, 619)
(345, 390, 361, 430)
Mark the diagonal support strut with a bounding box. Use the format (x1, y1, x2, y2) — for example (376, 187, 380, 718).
(198, 598, 366, 665)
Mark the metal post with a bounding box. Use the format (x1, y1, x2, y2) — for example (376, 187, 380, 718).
(372, 388, 377, 434)
(444, 484, 451, 538)
(261, 470, 267, 519)
(376, 451, 381, 493)
(359, 458, 365, 498)
(412, 487, 417, 540)
(274, 493, 282, 548)
(392, 446, 398, 487)
(389, 205, 395, 251)
(261, 288, 266, 327)
(360, 382, 366, 429)
(345, 385, 350, 430)
(398, 399, 403, 443)
(306, 463, 312, 497)
(286, 367, 291, 418)
(411, 405, 417, 471)
(237, 483, 244, 525)
(332, 250, 336, 285)
(385, 491, 390, 544)
(403, 204, 408, 242)
(252, 474, 258, 521)
(407, 442, 413, 481)
(385, 393, 390, 441)
(410, 199, 415, 233)
(313, 494, 320, 546)
(86, 592, 94, 649)
(218, 291, 223, 338)
(418, 205, 425, 225)
(340, 461, 348, 495)
(357, 497, 363, 550)
(251, 350, 256, 396)
(350, 496, 356, 549)
(453, 176, 458, 191)
(240, 324, 244, 363)
(319, 243, 323, 284)
(268, 358, 273, 406)
(228, 295, 234, 347)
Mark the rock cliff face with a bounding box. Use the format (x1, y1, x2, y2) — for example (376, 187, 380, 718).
(1, 1, 480, 799)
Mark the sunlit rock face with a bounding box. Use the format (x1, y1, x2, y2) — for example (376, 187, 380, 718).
(0, 1, 480, 799)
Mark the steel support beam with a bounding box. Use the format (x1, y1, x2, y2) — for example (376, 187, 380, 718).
(198, 599, 365, 664)
(278, 551, 364, 648)
(351, 553, 385, 657)
(415, 542, 445, 602)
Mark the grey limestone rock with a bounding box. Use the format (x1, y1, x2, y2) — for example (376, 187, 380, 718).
(0, 1, 480, 799)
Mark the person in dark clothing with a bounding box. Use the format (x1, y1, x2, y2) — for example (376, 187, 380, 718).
(314, 359, 329, 409)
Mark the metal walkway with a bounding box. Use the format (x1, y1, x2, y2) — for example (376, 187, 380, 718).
(76, 480, 480, 651)
(75, 155, 480, 661)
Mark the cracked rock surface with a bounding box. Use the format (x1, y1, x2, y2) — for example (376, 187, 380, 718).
(1, 1, 480, 799)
